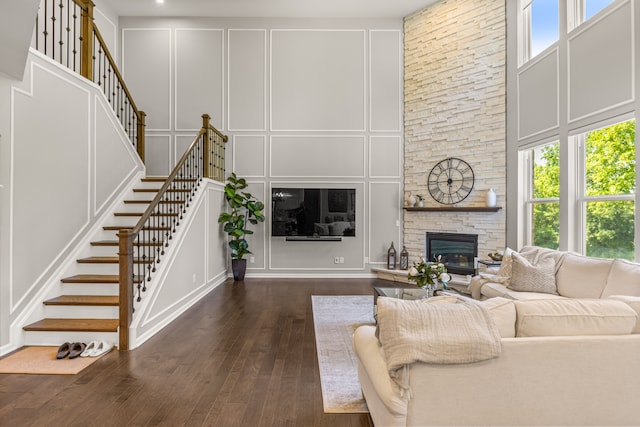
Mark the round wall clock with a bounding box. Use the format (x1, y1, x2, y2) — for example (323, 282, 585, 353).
(427, 158, 475, 205)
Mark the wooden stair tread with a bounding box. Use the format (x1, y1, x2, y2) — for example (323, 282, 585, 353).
(114, 212, 179, 217)
(61, 274, 143, 284)
(103, 225, 170, 231)
(77, 256, 154, 264)
(44, 295, 119, 306)
(133, 188, 191, 193)
(91, 240, 162, 247)
(124, 199, 185, 204)
(23, 318, 119, 332)
(62, 274, 119, 283)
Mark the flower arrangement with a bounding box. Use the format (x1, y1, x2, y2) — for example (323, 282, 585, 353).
(408, 255, 451, 289)
(415, 194, 425, 201)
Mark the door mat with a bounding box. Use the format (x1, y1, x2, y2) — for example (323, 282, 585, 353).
(0, 346, 111, 375)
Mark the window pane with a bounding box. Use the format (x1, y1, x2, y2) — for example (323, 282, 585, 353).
(531, 0, 559, 58)
(586, 0, 614, 20)
(586, 200, 635, 260)
(585, 120, 636, 197)
(533, 142, 560, 198)
(532, 202, 559, 249)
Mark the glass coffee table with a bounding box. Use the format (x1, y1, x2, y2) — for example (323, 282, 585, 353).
(373, 287, 429, 321)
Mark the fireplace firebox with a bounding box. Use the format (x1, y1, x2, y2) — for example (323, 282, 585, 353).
(425, 232, 478, 276)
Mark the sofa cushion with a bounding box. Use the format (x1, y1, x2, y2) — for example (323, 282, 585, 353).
(555, 254, 612, 298)
(607, 295, 640, 333)
(480, 297, 516, 338)
(514, 299, 637, 337)
(508, 252, 558, 295)
(602, 259, 640, 298)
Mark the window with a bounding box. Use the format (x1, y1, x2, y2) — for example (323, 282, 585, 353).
(524, 142, 560, 249)
(580, 120, 635, 260)
(519, 0, 559, 65)
(568, 0, 615, 31)
(521, 120, 636, 260)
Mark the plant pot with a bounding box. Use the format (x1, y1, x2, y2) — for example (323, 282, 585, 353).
(232, 259, 247, 281)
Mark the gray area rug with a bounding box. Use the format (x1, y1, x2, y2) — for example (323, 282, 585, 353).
(311, 295, 375, 413)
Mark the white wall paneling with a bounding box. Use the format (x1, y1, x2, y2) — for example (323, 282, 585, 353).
(245, 182, 266, 270)
(270, 29, 366, 131)
(233, 135, 266, 177)
(228, 29, 266, 131)
(517, 49, 559, 140)
(369, 30, 402, 132)
(144, 135, 171, 176)
(175, 29, 224, 131)
(268, 181, 366, 271)
(207, 186, 227, 282)
(11, 62, 91, 310)
(270, 135, 366, 178)
(369, 136, 401, 178)
(175, 134, 198, 165)
(368, 182, 401, 264)
(94, 95, 140, 214)
(568, 0, 634, 123)
(93, 8, 117, 62)
(122, 28, 171, 130)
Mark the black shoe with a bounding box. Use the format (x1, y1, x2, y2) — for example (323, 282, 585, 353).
(56, 342, 71, 359)
(68, 342, 86, 359)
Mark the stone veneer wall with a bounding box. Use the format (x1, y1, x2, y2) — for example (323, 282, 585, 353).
(403, 0, 506, 264)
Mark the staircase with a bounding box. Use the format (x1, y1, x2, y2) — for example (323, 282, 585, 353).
(22, 176, 180, 348)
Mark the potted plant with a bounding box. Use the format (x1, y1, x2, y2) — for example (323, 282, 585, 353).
(218, 173, 266, 280)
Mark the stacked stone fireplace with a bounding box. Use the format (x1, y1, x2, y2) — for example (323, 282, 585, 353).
(402, 0, 507, 264)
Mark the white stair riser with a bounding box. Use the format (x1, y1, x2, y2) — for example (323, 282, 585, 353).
(44, 305, 119, 319)
(72, 264, 120, 275)
(23, 331, 119, 347)
(60, 284, 119, 296)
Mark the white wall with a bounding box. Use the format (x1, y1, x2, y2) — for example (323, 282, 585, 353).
(0, 50, 144, 353)
(119, 17, 405, 276)
(505, 0, 639, 250)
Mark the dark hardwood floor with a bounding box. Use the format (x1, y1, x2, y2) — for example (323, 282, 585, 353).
(0, 278, 384, 427)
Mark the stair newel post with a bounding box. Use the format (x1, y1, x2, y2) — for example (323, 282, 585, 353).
(79, 0, 95, 81)
(137, 110, 146, 163)
(118, 229, 134, 351)
(202, 114, 212, 179)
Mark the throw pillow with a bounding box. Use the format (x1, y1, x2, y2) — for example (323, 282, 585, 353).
(497, 247, 515, 278)
(508, 251, 558, 295)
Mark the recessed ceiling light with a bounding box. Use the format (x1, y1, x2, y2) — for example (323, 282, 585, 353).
(156, 0, 164, 4)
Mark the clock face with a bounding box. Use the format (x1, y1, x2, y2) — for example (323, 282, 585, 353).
(427, 158, 475, 205)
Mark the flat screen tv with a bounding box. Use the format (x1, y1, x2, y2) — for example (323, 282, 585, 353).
(272, 188, 356, 237)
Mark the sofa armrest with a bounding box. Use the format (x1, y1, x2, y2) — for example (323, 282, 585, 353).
(352, 326, 408, 416)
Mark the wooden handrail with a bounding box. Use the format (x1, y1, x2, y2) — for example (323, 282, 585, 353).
(78, 0, 94, 79)
(91, 25, 141, 113)
(34, 0, 145, 161)
(118, 115, 226, 350)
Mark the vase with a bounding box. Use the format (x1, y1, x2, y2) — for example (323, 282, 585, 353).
(408, 193, 417, 207)
(232, 259, 247, 281)
(418, 200, 424, 208)
(485, 188, 497, 207)
(421, 283, 435, 298)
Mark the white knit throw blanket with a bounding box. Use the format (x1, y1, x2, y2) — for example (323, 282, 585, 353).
(376, 295, 502, 396)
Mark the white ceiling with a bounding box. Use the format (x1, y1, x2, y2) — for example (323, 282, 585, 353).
(103, 0, 438, 19)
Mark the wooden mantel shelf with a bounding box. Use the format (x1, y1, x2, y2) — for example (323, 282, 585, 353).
(404, 206, 502, 212)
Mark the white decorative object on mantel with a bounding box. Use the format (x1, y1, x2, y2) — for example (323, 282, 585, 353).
(485, 188, 497, 207)
(408, 193, 417, 207)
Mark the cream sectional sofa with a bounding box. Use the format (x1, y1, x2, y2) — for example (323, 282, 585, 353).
(353, 247, 640, 426)
(469, 246, 640, 301)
